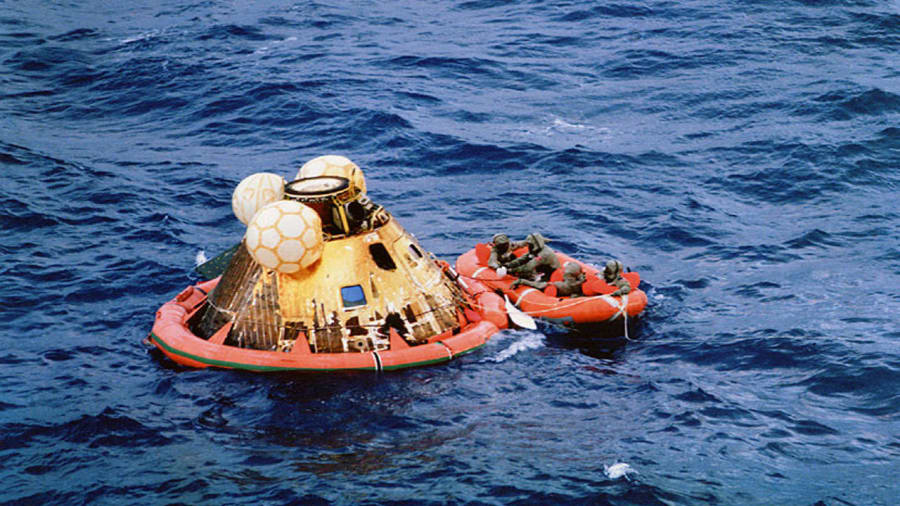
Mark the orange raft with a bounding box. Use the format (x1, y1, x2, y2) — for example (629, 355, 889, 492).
(149, 271, 505, 373)
(455, 245, 647, 327)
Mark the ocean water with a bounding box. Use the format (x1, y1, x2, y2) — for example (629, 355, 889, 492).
(2, 1, 898, 504)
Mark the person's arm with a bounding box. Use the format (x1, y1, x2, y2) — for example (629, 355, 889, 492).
(487, 249, 501, 269)
(506, 252, 533, 269)
(510, 278, 547, 290)
(610, 278, 631, 297)
(554, 276, 585, 297)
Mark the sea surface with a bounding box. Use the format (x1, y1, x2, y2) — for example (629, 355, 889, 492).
(2, 1, 898, 504)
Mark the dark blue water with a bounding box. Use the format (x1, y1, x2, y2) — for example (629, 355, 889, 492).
(2, 1, 898, 504)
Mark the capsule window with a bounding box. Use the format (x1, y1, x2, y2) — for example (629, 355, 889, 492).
(369, 243, 396, 271)
(340, 285, 367, 309)
(409, 243, 424, 259)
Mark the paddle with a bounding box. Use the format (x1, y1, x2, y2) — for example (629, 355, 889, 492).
(195, 242, 241, 280)
(504, 294, 537, 330)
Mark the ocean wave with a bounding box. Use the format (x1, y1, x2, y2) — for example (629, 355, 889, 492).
(2, 408, 173, 451)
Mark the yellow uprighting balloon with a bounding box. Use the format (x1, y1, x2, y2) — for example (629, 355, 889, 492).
(296, 155, 366, 195)
(244, 200, 323, 274)
(232, 172, 285, 225)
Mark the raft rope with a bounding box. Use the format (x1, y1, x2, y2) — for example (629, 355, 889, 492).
(437, 340, 454, 360)
(371, 350, 383, 372)
(514, 288, 539, 306)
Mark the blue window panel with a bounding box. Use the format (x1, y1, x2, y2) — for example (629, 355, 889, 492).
(341, 285, 367, 309)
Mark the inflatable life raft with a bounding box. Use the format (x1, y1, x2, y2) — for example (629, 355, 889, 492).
(148, 156, 507, 373)
(455, 244, 647, 328)
(149, 267, 504, 373)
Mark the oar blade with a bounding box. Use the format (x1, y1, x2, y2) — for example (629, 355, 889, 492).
(505, 295, 537, 330)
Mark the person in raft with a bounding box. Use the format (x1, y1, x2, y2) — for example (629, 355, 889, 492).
(488, 233, 528, 276)
(510, 261, 586, 297)
(504, 232, 561, 281)
(602, 259, 631, 297)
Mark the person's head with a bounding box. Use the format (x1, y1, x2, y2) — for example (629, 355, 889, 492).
(603, 260, 623, 282)
(563, 262, 582, 281)
(492, 233, 510, 252)
(525, 233, 546, 253)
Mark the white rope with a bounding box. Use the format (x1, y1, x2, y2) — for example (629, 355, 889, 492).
(514, 288, 539, 306)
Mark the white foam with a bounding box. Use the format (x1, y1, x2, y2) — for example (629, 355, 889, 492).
(543, 116, 611, 138)
(195, 250, 207, 266)
(604, 462, 637, 480)
(490, 331, 543, 363)
(254, 36, 299, 55)
(551, 118, 587, 130)
(121, 30, 158, 44)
